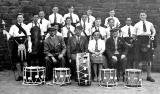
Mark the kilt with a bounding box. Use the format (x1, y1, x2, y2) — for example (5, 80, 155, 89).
(12, 36, 28, 63)
(91, 54, 106, 64)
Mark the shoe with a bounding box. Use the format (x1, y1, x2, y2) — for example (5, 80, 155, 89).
(16, 76, 23, 81)
(146, 76, 155, 82)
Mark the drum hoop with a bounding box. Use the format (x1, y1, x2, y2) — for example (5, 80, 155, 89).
(24, 66, 45, 69)
(54, 68, 70, 71)
(125, 69, 141, 72)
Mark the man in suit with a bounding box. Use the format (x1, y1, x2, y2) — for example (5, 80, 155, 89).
(105, 28, 128, 81)
(67, 26, 88, 81)
(44, 26, 66, 81)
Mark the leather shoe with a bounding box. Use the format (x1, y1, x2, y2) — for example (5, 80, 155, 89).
(16, 76, 23, 81)
(146, 76, 155, 82)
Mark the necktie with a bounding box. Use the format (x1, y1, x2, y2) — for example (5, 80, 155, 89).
(67, 26, 71, 38)
(84, 21, 86, 30)
(88, 16, 90, 23)
(96, 27, 99, 32)
(70, 13, 73, 23)
(128, 26, 131, 37)
(95, 40, 99, 52)
(18, 23, 22, 34)
(54, 13, 57, 23)
(143, 21, 147, 32)
(40, 18, 42, 24)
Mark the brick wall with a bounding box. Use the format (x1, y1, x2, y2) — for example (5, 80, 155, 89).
(0, 0, 160, 71)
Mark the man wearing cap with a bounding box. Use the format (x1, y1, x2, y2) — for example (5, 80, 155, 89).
(44, 26, 66, 81)
(67, 26, 88, 81)
(105, 28, 128, 81)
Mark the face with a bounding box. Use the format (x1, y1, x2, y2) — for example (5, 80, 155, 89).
(82, 15, 87, 22)
(66, 18, 72, 25)
(49, 29, 57, 37)
(75, 29, 82, 36)
(95, 19, 101, 27)
(17, 15, 24, 23)
(112, 31, 119, 38)
(108, 19, 114, 27)
(93, 32, 100, 40)
(39, 11, 45, 19)
(126, 18, 132, 26)
(109, 10, 115, 17)
(33, 15, 39, 22)
(140, 12, 147, 21)
(87, 9, 92, 16)
(52, 7, 59, 13)
(68, 7, 74, 13)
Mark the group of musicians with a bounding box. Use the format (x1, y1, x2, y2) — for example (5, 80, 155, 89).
(3, 5, 156, 83)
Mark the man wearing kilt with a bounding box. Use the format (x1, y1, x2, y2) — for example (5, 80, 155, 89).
(9, 13, 32, 81)
(134, 11, 156, 82)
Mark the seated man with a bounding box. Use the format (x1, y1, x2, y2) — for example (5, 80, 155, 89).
(67, 26, 88, 81)
(105, 28, 128, 81)
(44, 26, 66, 81)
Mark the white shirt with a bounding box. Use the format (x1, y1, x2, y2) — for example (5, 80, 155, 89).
(104, 16, 120, 28)
(91, 26, 107, 37)
(63, 13, 79, 23)
(87, 15, 95, 26)
(104, 27, 111, 39)
(9, 23, 31, 37)
(79, 20, 92, 36)
(62, 25, 75, 38)
(88, 39, 105, 54)
(38, 18, 50, 35)
(121, 25, 135, 37)
(134, 20, 156, 36)
(27, 22, 40, 33)
(49, 13, 64, 25)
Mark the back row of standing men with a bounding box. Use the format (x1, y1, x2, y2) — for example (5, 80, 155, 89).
(4, 5, 156, 82)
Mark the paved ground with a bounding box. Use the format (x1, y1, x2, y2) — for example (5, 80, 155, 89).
(0, 70, 160, 94)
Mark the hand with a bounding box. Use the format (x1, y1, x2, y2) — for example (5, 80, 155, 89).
(112, 56, 117, 61)
(121, 54, 126, 59)
(28, 48, 32, 53)
(69, 59, 71, 63)
(51, 56, 57, 63)
(95, 52, 100, 56)
(58, 54, 63, 59)
(150, 36, 154, 40)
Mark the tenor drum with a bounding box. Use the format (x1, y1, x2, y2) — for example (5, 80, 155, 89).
(23, 66, 45, 85)
(76, 53, 91, 86)
(99, 69, 117, 87)
(125, 69, 142, 87)
(53, 68, 71, 85)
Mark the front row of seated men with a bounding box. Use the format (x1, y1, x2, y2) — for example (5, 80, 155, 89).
(44, 25, 127, 82)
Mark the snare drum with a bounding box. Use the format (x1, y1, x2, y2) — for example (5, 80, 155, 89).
(76, 53, 91, 86)
(125, 69, 142, 87)
(23, 66, 45, 85)
(99, 69, 117, 87)
(53, 68, 71, 85)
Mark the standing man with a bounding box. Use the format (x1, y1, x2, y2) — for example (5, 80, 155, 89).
(67, 26, 88, 81)
(121, 17, 135, 68)
(86, 7, 95, 27)
(91, 18, 108, 40)
(9, 13, 32, 81)
(49, 6, 64, 32)
(62, 17, 75, 45)
(63, 5, 80, 27)
(105, 28, 128, 81)
(44, 26, 66, 81)
(134, 11, 156, 82)
(38, 11, 50, 38)
(104, 9, 120, 28)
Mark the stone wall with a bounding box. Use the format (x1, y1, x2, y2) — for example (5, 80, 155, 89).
(0, 0, 160, 71)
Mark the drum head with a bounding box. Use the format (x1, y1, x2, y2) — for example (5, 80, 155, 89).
(100, 69, 116, 71)
(54, 68, 70, 71)
(125, 69, 141, 72)
(24, 66, 45, 69)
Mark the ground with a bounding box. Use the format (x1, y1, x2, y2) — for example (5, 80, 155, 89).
(0, 70, 160, 94)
